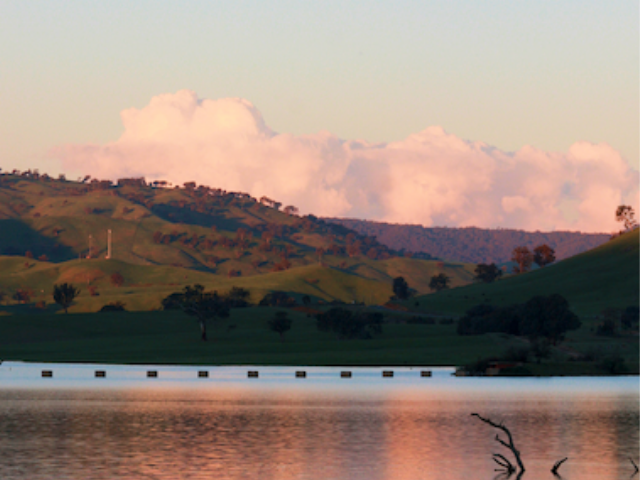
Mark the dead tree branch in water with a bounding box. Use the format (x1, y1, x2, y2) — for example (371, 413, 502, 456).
(493, 453, 515, 475)
(631, 458, 639, 475)
(551, 457, 568, 475)
(471, 413, 526, 474)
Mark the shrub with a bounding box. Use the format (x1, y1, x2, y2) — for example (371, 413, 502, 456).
(100, 301, 126, 312)
(110, 272, 124, 287)
(502, 346, 530, 363)
(316, 308, 383, 340)
(600, 354, 627, 374)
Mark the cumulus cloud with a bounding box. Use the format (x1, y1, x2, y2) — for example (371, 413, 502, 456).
(52, 90, 638, 233)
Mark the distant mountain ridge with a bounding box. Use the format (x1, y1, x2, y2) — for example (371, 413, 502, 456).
(324, 218, 609, 264)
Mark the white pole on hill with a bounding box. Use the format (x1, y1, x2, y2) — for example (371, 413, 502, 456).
(106, 229, 112, 259)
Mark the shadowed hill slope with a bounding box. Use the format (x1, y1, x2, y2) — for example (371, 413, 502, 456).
(325, 218, 609, 264)
(404, 230, 639, 316)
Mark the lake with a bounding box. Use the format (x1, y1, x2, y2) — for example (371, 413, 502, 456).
(0, 363, 637, 480)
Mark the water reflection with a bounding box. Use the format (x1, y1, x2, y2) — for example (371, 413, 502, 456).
(0, 385, 637, 480)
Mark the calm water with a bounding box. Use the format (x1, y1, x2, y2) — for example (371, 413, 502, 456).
(0, 364, 637, 480)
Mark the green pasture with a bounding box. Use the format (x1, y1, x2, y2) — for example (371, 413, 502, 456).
(0, 307, 636, 374)
(407, 230, 639, 316)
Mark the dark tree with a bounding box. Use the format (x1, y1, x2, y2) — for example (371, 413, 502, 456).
(392, 276, 410, 299)
(268, 311, 292, 341)
(429, 273, 450, 292)
(533, 244, 556, 267)
(474, 263, 502, 283)
(519, 294, 581, 344)
(259, 291, 296, 307)
(12, 288, 32, 304)
(621, 305, 639, 330)
(316, 308, 383, 340)
(511, 246, 533, 274)
(53, 283, 80, 313)
(616, 205, 638, 231)
(110, 272, 125, 287)
(181, 284, 230, 341)
(302, 295, 311, 306)
(224, 286, 251, 307)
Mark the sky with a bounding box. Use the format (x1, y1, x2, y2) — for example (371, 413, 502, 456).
(1, 1, 638, 233)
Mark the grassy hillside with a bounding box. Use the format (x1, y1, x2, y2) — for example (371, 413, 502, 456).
(0, 254, 476, 312)
(0, 173, 480, 310)
(405, 230, 639, 316)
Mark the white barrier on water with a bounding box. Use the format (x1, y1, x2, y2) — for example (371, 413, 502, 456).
(0, 361, 450, 388)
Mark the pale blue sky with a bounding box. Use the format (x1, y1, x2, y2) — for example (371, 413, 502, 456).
(1, 1, 638, 174)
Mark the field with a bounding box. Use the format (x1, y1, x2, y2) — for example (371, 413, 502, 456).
(0, 306, 636, 375)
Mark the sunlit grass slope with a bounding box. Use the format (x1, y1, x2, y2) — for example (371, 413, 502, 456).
(406, 230, 639, 316)
(0, 174, 478, 305)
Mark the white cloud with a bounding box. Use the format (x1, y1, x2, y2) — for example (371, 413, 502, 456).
(52, 90, 639, 233)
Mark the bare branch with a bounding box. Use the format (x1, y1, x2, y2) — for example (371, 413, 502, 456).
(551, 457, 568, 475)
(492, 453, 515, 474)
(630, 458, 639, 475)
(472, 413, 526, 473)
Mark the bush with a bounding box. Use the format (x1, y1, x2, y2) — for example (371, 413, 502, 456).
(259, 291, 296, 307)
(596, 319, 616, 336)
(316, 308, 383, 340)
(110, 272, 124, 287)
(100, 301, 126, 312)
(600, 354, 627, 374)
(407, 316, 435, 325)
(503, 346, 530, 363)
(498, 365, 533, 376)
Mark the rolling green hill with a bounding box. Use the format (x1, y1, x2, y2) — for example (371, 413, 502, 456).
(405, 229, 639, 316)
(0, 173, 475, 311)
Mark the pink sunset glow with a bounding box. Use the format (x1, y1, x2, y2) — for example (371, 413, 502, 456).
(52, 90, 639, 233)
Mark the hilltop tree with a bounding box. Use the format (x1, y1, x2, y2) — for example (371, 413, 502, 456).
(511, 246, 533, 274)
(392, 276, 410, 299)
(533, 244, 556, 267)
(429, 273, 450, 292)
(268, 311, 292, 341)
(616, 205, 638, 231)
(53, 283, 80, 313)
(474, 263, 502, 283)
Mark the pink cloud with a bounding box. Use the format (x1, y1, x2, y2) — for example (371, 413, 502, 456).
(51, 90, 639, 233)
